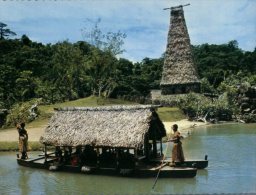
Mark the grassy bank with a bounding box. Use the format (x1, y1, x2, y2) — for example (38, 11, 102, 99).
(0, 141, 43, 152)
(25, 96, 186, 129)
(0, 96, 186, 151)
(28, 96, 139, 128)
(157, 107, 185, 122)
(39, 96, 137, 115)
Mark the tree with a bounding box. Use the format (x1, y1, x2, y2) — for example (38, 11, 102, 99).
(82, 18, 126, 55)
(81, 18, 126, 97)
(15, 70, 37, 102)
(50, 41, 90, 101)
(0, 22, 16, 40)
(110, 58, 134, 98)
(0, 63, 18, 108)
(21, 34, 32, 46)
(192, 41, 244, 87)
(140, 57, 164, 89)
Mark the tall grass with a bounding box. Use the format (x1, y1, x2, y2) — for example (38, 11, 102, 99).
(0, 141, 43, 151)
(3, 96, 186, 130)
(157, 107, 186, 122)
(27, 96, 138, 128)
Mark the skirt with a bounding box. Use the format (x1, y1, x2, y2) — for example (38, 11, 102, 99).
(19, 136, 28, 153)
(172, 142, 185, 163)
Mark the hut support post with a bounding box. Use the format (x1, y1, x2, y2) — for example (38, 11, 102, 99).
(152, 129, 157, 158)
(96, 148, 100, 166)
(153, 138, 157, 158)
(116, 149, 119, 169)
(134, 148, 137, 158)
(144, 133, 149, 160)
(160, 139, 163, 156)
(44, 145, 47, 162)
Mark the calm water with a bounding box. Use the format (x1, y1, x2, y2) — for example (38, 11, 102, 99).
(0, 123, 256, 195)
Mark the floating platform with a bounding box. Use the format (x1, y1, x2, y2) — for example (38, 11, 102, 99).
(150, 156, 208, 169)
(17, 156, 197, 178)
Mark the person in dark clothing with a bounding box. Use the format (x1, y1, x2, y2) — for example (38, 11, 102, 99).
(17, 122, 28, 159)
(169, 124, 185, 165)
(55, 146, 63, 163)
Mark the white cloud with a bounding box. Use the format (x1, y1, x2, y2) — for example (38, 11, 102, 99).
(0, 0, 255, 61)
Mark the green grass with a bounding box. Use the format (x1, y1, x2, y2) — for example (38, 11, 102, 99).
(0, 141, 43, 151)
(0, 97, 186, 151)
(4, 96, 186, 129)
(39, 96, 137, 114)
(36, 96, 185, 123)
(27, 96, 138, 128)
(157, 107, 186, 122)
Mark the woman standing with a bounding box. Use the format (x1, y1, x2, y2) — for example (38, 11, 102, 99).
(17, 122, 28, 159)
(170, 124, 185, 165)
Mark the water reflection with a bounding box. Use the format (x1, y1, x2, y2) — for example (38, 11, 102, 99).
(153, 178, 197, 194)
(18, 170, 30, 195)
(0, 123, 256, 194)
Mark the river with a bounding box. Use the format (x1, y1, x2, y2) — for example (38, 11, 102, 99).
(0, 123, 255, 194)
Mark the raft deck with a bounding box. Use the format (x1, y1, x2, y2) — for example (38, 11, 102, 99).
(17, 156, 197, 178)
(150, 156, 208, 169)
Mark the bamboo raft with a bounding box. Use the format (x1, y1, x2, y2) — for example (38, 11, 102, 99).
(17, 154, 198, 178)
(150, 155, 208, 169)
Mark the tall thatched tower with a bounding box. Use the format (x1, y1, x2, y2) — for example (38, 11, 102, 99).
(160, 5, 200, 95)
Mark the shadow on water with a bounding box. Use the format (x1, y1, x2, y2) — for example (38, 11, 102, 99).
(151, 178, 197, 194)
(18, 169, 31, 195)
(1, 123, 256, 194)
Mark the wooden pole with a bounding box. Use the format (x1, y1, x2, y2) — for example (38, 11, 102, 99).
(44, 145, 47, 162)
(163, 3, 190, 10)
(153, 138, 157, 158)
(160, 139, 163, 156)
(152, 137, 170, 190)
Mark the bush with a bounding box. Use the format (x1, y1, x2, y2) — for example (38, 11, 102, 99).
(0, 141, 43, 151)
(177, 93, 237, 121)
(241, 114, 256, 123)
(4, 98, 42, 127)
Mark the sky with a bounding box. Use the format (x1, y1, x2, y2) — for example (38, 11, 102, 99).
(0, 0, 255, 62)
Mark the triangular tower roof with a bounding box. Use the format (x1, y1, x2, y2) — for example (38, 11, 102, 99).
(160, 5, 200, 87)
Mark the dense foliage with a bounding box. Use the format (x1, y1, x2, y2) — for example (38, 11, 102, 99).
(0, 37, 161, 108)
(0, 23, 165, 109)
(0, 22, 255, 124)
(192, 40, 256, 91)
(177, 93, 235, 122)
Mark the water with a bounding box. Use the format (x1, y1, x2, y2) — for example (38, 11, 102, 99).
(0, 123, 256, 194)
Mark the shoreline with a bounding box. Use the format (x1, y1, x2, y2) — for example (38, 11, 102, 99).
(0, 119, 220, 151)
(0, 119, 208, 141)
(163, 119, 209, 138)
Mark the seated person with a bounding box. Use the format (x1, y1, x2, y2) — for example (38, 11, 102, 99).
(99, 148, 116, 168)
(80, 145, 97, 166)
(118, 149, 135, 169)
(55, 146, 63, 163)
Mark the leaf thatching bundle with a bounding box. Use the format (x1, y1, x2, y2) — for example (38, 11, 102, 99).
(160, 6, 200, 86)
(40, 105, 166, 148)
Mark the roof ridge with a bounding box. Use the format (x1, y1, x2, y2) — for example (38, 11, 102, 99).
(54, 105, 162, 111)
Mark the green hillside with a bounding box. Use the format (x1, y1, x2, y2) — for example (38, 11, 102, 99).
(0, 97, 185, 151)
(28, 96, 184, 128)
(39, 96, 136, 114)
(28, 96, 137, 127)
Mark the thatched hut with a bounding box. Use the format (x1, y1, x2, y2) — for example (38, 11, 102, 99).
(40, 105, 166, 159)
(160, 5, 200, 95)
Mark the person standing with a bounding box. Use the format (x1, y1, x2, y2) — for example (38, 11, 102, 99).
(170, 124, 185, 165)
(17, 122, 28, 159)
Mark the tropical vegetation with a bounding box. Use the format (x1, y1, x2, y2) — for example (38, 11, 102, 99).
(0, 22, 255, 126)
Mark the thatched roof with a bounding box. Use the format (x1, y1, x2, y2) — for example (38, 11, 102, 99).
(160, 6, 200, 86)
(40, 105, 166, 148)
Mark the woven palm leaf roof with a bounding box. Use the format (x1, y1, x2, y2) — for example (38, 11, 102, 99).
(160, 6, 200, 86)
(40, 105, 166, 148)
